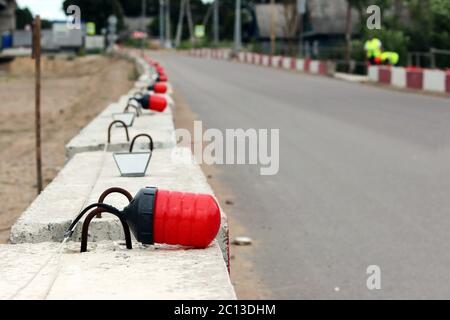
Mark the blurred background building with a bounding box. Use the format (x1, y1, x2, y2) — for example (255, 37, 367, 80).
(0, 0, 16, 34)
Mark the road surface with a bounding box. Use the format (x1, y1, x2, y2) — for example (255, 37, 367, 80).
(153, 52, 450, 299)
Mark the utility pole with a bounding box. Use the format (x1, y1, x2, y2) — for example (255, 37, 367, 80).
(32, 16, 42, 194)
(297, 0, 306, 57)
(202, 5, 213, 28)
(141, 0, 146, 51)
(175, 0, 186, 47)
(186, 0, 195, 43)
(213, 0, 219, 45)
(344, 0, 352, 73)
(270, 0, 276, 56)
(159, 0, 165, 47)
(165, 0, 172, 48)
(233, 0, 241, 52)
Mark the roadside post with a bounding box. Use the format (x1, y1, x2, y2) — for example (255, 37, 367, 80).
(107, 15, 118, 52)
(32, 15, 42, 194)
(297, 0, 306, 57)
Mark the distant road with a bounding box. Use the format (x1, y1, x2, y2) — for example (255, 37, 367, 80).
(153, 51, 450, 299)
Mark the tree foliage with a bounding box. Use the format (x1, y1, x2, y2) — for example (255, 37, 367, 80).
(62, 0, 125, 33)
(15, 7, 33, 29)
(346, 0, 449, 67)
(60, 0, 448, 66)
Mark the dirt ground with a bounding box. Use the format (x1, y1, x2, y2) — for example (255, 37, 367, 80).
(0, 55, 135, 243)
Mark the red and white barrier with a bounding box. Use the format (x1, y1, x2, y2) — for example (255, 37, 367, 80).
(424, 69, 446, 92)
(296, 59, 305, 71)
(391, 67, 406, 88)
(188, 49, 330, 76)
(271, 56, 282, 68)
(447, 72, 450, 93)
(406, 68, 423, 90)
(368, 65, 449, 93)
(282, 56, 292, 70)
(368, 65, 379, 82)
(378, 66, 391, 85)
(310, 60, 327, 75)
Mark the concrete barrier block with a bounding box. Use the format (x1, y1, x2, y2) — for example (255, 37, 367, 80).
(223, 50, 231, 60)
(250, 53, 256, 64)
(281, 56, 291, 69)
(262, 55, 270, 67)
(238, 52, 245, 63)
(254, 53, 261, 65)
(310, 60, 320, 74)
(245, 52, 252, 63)
(368, 65, 379, 82)
(423, 69, 446, 93)
(296, 59, 304, 71)
(65, 110, 176, 160)
(319, 61, 329, 75)
(0, 241, 235, 300)
(378, 66, 392, 84)
(271, 56, 282, 68)
(406, 69, 424, 90)
(447, 72, 450, 93)
(11, 149, 230, 266)
(304, 59, 311, 72)
(391, 67, 406, 88)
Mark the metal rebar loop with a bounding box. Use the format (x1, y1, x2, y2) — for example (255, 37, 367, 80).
(107, 120, 130, 144)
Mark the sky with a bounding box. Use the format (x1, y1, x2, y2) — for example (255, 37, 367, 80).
(16, 0, 67, 20)
(16, 0, 214, 21)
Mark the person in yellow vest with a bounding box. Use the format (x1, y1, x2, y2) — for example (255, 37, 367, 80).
(364, 36, 383, 65)
(380, 51, 399, 66)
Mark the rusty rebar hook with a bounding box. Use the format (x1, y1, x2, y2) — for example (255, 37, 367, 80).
(96, 187, 133, 219)
(130, 134, 154, 153)
(107, 120, 130, 144)
(80, 207, 132, 253)
(123, 104, 141, 117)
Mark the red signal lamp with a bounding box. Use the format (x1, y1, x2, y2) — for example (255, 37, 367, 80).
(132, 93, 167, 112)
(65, 187, 222, 251)
(148, 82, 168, 94)
(156, 65, 165, 73)
(158, 74, 168, 82)
(125, 188, 221, 247)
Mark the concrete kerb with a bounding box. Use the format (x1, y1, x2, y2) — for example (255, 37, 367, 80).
(65, 100, 176, 160)
(0, 241, 236, 300)
(7, 49, 234, 298)
(63, 54, 177, 160)
(11, 149, 230, 267)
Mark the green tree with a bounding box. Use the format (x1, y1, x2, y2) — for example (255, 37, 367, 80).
(119, 0, 158, 17)
(15, 7, 33, 29)
(148, 0, 209, 42)
(344, 0, 372, 71)
(41, 19, 53, 30)
(429, 0, 450, 51)
(404, 0, 449, 67)
(148, 0, 257, 46)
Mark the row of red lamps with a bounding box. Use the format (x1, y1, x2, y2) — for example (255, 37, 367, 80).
(65, 54, 222, 251)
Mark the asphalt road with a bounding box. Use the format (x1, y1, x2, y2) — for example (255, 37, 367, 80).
(153, 52, 450, 299)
